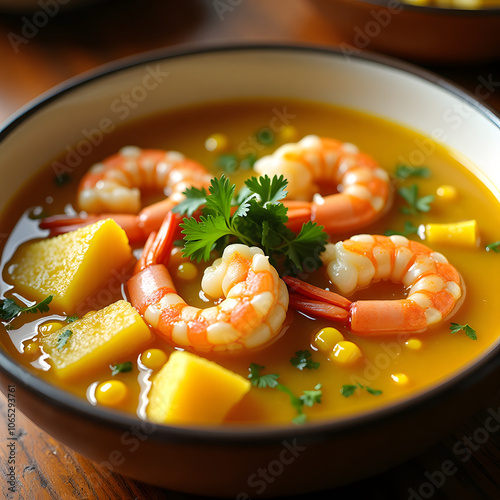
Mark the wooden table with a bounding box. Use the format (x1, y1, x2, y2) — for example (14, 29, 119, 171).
(1, 1, 500, 498)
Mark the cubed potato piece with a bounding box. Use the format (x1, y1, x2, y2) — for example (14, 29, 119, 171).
(8, 219, 133, 313)
(40, 300, 152, 380)
(147, 350, 251, 425)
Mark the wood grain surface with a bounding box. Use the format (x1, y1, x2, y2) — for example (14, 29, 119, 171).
(1, 1, 500, 498)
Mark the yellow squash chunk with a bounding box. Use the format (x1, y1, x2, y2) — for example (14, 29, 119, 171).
(425, 220, 478, 248)
(40, 300, 152, 380)
(147, 350, 251, 425)
(8, 219, 132, 313)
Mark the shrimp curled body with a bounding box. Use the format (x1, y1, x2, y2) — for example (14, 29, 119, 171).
(286, 234, 465, 335)
(254, 135, 392, 234)
(41, 146, 212, 243)
(128, 232, 289, 353)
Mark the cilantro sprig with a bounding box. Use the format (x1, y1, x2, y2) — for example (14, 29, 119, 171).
(0, 295, 53, 322)
(450, 322, 477, 340)
(248, 363, 322, 424)
(290, 350, 320, 371)
(398, 185, 434, 215)
(340, 383, 382, 398)
(111, 361, 133, 376)
(175, 175, 328, 272)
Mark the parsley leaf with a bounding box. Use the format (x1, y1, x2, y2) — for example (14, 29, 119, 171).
(56, 329, 73, 349)
(0, 295, 53, 321)
(450, 322, 477, 340)
(395, 164, 431, 181)
(398, 185, 434, 215)
(178, 175, 328, 272)
(248, 363, 322, 424)
(340, 383, 382, 398)
(486, 241, 500, 253)
(290, 350, 320, 370)
(111, 361, 133, 376)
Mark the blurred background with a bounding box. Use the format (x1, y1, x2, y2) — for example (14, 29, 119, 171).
(0, 1, 499, 499)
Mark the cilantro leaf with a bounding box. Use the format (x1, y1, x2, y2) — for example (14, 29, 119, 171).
(395, 164, 431, 181)
(398, 185, 434, 215)
(111, 361, 133, 376)
(450, 322, 477, 340)
(0, 295, 53, 321)
(248, 363, 279, 388)
(290, 350, 320, 370)
(300, 384, 322, 406)
(341, 383, 383, 398)
(245, 174, 288, 205)
(486, 241, 500, 253)
(56, 329, 73, 350)
(172, 186, 207, 217)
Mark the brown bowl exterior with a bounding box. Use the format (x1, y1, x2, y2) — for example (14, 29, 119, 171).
(311, 0, 500, 64)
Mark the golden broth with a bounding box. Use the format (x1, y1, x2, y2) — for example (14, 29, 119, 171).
(1, 98, 500, 425)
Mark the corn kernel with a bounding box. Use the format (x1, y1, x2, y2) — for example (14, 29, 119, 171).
(205, 133, 229, 152)
(313, 327, 344, 352)
(38, 320, 64, 336)
(279, 125, 299, 142)
(436, 185, 458, 201)
(391, 373, 409, 385)
(141, 348, 168, 370)
(406, 338, 422, 350)
(23, 340, 39, 356)
(330, 341, 362, 364)
(425, 220, 478, 248)
(95, 380, 128, 406)
(176, 262, 198, 281)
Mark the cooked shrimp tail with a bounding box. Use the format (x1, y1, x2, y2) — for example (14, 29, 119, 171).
(127, 212, 290, 353)
(285, 235, 465, 335)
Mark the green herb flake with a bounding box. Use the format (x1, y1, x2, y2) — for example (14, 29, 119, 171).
(486, 241, 500, 253)
(341, 383, 383, 398)
(290, 350, 320, 371)
(248, 363, 280, 389)
(385, 221, 419, 237)
(217, 154, 239, 174)
(395, 164, 431, 181)
(56, 329, 73, 350)
(65, 315, 78, 323)
(111, 361, 133, 376)
(0, 295, 53, 322)
(256, 128, 274, 145)
(54, 172, 72, 186)
(450, 322, 477, 340)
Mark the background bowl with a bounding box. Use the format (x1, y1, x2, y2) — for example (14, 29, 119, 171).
(1, 45, 500, 498)
(310, 0, 500, 64)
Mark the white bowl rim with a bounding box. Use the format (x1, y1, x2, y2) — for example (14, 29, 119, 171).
(1, 43, 500, 444)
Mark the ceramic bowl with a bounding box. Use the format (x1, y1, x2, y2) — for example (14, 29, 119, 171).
(1, 45, 500, 498)
(310, 0, 500, 64)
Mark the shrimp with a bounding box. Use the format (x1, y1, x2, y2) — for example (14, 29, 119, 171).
(253, 135, 393, 234)
(284, 234, 465, 335)
(127, 212, 289, 353)
(40, 146, 212, 243)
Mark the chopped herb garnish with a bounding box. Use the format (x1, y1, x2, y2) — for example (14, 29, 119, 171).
(240, 152, 258, 170)
(256, 128, 274, 145)
(385, 221, 419, 237)
(0, 295, 53, 321)
(249, 363, 322, 424)
(450, 322, 477, 340)
(340, 383, 383, 398)
(56, 329, 73, 349)
(111, 361, 133, 376)
(55, 172, 72, 186)
(398, 185, 434, 215)
(66, 315, 78, 323)
(395, 164, 431, 181)
(217, 153, 239, 173)
(290, 350, 320, 371)
(486, 241, 500, 253)
(176, 175, 328, 272)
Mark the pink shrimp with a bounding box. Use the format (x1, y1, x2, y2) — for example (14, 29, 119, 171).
(284, 234, 465, 335)
(127, 212, 289, 353)
(40, 146, 212, 243)
(253, 135, 393, 234)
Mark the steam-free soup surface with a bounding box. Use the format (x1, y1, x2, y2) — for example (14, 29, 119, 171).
(1, 99, 500, 425)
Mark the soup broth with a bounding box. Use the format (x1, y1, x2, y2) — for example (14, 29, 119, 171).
(1, 99, 500, 425)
